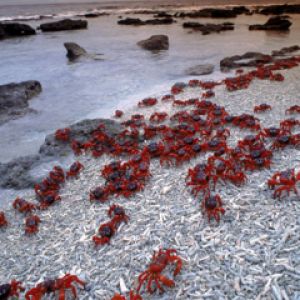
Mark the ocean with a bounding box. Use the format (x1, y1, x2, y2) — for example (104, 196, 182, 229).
(0, 8, 300, 163)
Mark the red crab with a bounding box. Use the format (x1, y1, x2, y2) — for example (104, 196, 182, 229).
(55, 128, 71, 142)
(115, 110, 124, 118)
(243, 157, 271, 171)
(25, 215, 41, 235)
(49, 166, 65, 184)
(254, 104, 272, 113)
(202, 90, 215, 99)
(117, 180, 145, 198)
(0, 211, 8, 227)
(137, 249, 182, 294)
(66, 161, 84, 179)
(71, 140, 84, 156)
(90, 187, 109, 202)
(202, 193, 225, 222)
(268, 169, 300, 199)
(93, 220, 117, 246)
(186, 163, 211, 195)
(38, 192, 61, 210)
(25, 274, 85, 300)
(161, 94, 174, 102)
(171, 82, 186, 95)
(257, 127, 281, 139)
(207, 156, 232, 189)
(0, 280, 24, 300)
(138, 98, 158, 107)
(13, 198, 37, 214)
(285, 105, 300, 114)
(112, 291, 143, 300)
(280, 118, 300, 131)
(108, 204, 130, 225)
(224, 164, 247, 186)
(144, 142, 165, 158)
(149, 112, 168, 123)
(271, 132, 299, 150)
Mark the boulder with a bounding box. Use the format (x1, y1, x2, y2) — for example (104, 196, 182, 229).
(64, 42, 87, 61)
(176, 8, 239, 18)
(183, 22, 234, 35)
(118, 17, 174, 26)
(0, 22, 36, 40)
(154, 12, 173, 18)
(0, 80, 42, 125)
(220, 52, 273, 71)
(39, 19, 88, 32)
(0, 155, 41, 189)
(232, 6, 251, 15)
(249, 16, 292, 31)
(84, 12, 109, 18)
(0, 118, 124, 189)
(272, 45, 300, 56)
(258, 4, 300, 15)
(118, 18, 144, 25)
(39, 118, 123, 157)
(137, 35, 169, 51)
(185, 64, 214, 76)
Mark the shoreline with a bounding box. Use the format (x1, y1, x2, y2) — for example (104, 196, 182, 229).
(0, 63, 299, 298)
(0, 0, 300, 18)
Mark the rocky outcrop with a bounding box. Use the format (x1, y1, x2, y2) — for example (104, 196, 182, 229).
(0, 118, 123, 189)
(183, 22, 234, 35)
(118, 17, 174, 25)
(0, 155, 41, 189)
(220, 45, 300, 71)
(232, 6, 251, 15)
(64, 42, 87, 61)
(220, 52, 273, 71)
(249, 16, 292, 31)
(0, 22, 36, 40)
(137, 35, 169, 51)
(272, 45, 300, 56)
(185, 64, 214, 76)
(154, 12, 173, 18)
(258, 4, 300, 15)
(84, 12, 110, 18)
(175, 8, 241, 19)
(39, 19, 88, 32)
(39, 118, 123, 157)
(0, 80, 42, 125)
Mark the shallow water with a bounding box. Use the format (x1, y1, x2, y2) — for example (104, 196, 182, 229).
(0, 14, 300, 164)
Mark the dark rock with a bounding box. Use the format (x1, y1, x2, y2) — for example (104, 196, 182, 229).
(154, 12, 173, 18)
(258, 4, 300, 15)
(272, 45, 300, 56)
(39, 118, 123, 157)
(232, 6, 251, 14)
(64, 42, 87, 61)
(0, 80, 42, 125)
(0, 22, 36, 40)
(39, 19, 88, 32)
(185, 64, 214, 76)
(0, 155, 41, 189)
(183, 22, 234, 35)
(84, 12, 109, 18)
(118, 17, 174, 26)
(0, 118, 123, 189)
(220, 52, 273, 71)
(137, 35, 169, 51)
(118, 18, 144, 25)
(176, 8, 239, 19)
(249, 16, 292, 31)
